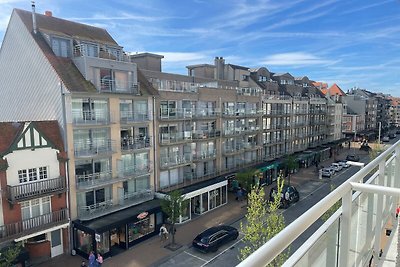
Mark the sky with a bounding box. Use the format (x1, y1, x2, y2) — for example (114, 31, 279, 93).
(0, 0, 400, 95)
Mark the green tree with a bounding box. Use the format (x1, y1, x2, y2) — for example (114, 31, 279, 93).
(321, 184, 341, 222)
(239, 172, 288, 265)
(239, 185, 268, 261)
(160, 190, 189, 247)
(0, 242, 22, 267)
(265, 173, 289, 266)
(284, 155, 298, 185)
(236, 168, 257, 194)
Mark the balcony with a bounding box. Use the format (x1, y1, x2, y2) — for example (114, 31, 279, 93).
(160, 108, 193, 120)
(150, 79, 199, 93)
(118, 165, 151, 178)
(76, 171, 113, 190)
(7, 177, 66, 203)
(0, 209, 68, 241)
(72, 110, 109, 125)
(120, 111, 149, 123)
(74, 139, 115, 157)
(191, 130, 220, 140)
(192, 108, 220, 118)
(222, 109, 261, 118)
(99, 79, 140, 95)
(223, 144, 244, 155)
(239, 140, 400, 267)
(78, 188, 154, 221)
(160, 154, 191, 169)
(121, 136, 151, 151)
(159, 132, 192, 145)
(192, 150, 217, 161)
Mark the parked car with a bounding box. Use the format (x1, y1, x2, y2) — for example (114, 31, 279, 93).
(269, 185, 300, 209)
(320, 168, 333, 177)
(192, 225, 239, 253)
(337, 160, 349, 168)
(382, 136, 390, 142)
(346, 154, 360, 162)
(389, 133, 396, 139)
(330, 163, 343, 172)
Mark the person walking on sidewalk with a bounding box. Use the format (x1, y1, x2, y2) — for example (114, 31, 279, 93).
(159, 224, 169, 241)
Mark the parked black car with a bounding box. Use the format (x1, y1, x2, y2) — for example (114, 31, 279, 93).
(192, 225, 239, 253)
(346, 154, 360, 162)
(269, 185, 300, 209)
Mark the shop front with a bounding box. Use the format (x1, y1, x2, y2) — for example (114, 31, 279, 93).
(72, 199, 163, 259)
(170, 178, 228, 224)
(257, 162, 278, 186)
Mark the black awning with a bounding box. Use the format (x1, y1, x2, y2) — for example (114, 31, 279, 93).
(74, 199, 161, 232)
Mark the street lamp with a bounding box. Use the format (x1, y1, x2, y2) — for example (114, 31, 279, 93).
(378, 121, 382, 145)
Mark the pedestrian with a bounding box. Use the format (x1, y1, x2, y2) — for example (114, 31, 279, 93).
(96, 253, 103, 266)
(88, 251, 95, 267)
(159, 224, 168, 241)
(396, 206, 400, 218)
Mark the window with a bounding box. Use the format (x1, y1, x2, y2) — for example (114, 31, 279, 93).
(21, 196, 51, 221)
(51, 37, 71, 57)
(18, 167, 48, 183)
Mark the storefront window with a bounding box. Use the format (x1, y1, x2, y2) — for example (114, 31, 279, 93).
(181, 201, 190, 222)
(221, 186, 227, 205)
(75, 229, 93, 254)
(216, 187, 221, 206)
(96, 231, 110, 254)
(202, 192, 208, 213)
(128, 214, 155, 243)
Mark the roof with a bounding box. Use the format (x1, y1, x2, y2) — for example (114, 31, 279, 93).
(15, 9, 118, 46)
(227, 64, 249, 71)
(312, 82, 328, 90)
(129, 52, 164, 59)
(326, 83, 346, 96)
(273, 73, 294, 79)
(0, 121, 64, 156)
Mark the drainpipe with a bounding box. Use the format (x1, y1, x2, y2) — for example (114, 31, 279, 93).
(152, 96, 158, 192)
(31, 1, 37, 34)
(60, 81, 72, 255)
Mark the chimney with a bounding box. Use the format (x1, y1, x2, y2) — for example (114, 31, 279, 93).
(31, 1, 37, 34)
(44, 11, 52, 17)
(214, 56, 225, 80)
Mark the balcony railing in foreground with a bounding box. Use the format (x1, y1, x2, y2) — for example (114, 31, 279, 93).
(238, 139, 400, 267)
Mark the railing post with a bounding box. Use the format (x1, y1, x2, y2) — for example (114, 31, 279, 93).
(339, 190, 352, 266)
(374, 160, 385, 257)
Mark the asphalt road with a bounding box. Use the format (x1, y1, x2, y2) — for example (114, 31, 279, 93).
(156, 138, 400, 267)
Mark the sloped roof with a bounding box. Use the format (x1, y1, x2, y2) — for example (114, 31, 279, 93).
(327, 83, 346, 96)
(227, 64, 249, 71)
(15, 9, 118, 46)
(312, 82, 328, 90)
(0, 121, 64, 156)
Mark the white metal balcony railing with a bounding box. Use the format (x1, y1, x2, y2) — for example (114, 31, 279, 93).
(76, 171, 113, 189)
(99, 79, 140, 95)
(74, 139, 115, 157)
(72, 110, 109, 125)
(121, 136, 151, 150)
(120, 111, 149, 123)
(192, 150, 217, 161)
(159, 132, 192, 144)
(160, 154, 191, 168)
(118, 164, 151, 178)
(238, 140, 400, 267)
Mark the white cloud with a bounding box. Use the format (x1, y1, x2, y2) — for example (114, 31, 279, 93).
(262, 52, 333, 66)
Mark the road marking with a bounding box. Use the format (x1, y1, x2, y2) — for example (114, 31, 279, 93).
(200, 239, 243, 267)
(184, 251, 208, 262)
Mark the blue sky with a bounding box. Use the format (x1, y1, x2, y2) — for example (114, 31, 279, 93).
(1, 0, 400, 95)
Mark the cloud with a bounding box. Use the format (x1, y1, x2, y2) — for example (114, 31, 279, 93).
(340, 0, 394, 15)
(262, 52, 334, 66)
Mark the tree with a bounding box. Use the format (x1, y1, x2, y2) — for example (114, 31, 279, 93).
(239, 185, 268, 261)
(0, 242, 22, 267)
(239, 172, 288, 265)
(236, 168, 257, 201)
(160, 190, 189, 248)
(284, 155, 298, 186)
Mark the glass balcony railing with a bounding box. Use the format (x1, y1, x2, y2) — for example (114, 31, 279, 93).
(159, 132, 192, 144)
(72, 110, 109, 125)
(238, 140, 400, 267)
(192, 149, 217, 161)
(76, 171, 113, 189)
(74, 139, 115, 157)
(120, 111, 149, 123)
(160, 154, 192, 168)
(121, 136, 151, 151)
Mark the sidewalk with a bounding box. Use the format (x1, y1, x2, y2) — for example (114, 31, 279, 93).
(38, 147, 368, 267)
(38, 193, 246, 267)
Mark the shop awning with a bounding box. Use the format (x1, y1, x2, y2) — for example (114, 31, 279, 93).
(258, 162, 278, 172)
(75, 199, 161, 233)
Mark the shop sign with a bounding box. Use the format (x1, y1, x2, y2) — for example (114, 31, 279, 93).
(137, 211, 148, 220)
(95, 233, 101, 242)
(259, 163, 278, 172)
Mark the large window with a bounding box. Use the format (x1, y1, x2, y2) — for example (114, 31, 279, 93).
(51, 37, 71, 57)
(18, 166, 48, 183)
(21, 196, 51, 229)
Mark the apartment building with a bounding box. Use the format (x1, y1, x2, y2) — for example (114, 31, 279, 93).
(131, 54, 263, 222)
(389, 97, 400, 127)
(0, 8, 162, 259)
(0, 121, 68, 265)
(374, 93, 391, 133)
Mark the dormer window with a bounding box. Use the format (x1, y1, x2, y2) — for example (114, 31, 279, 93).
(259, 76, 267, 82)
(51, 37, 71, 57)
